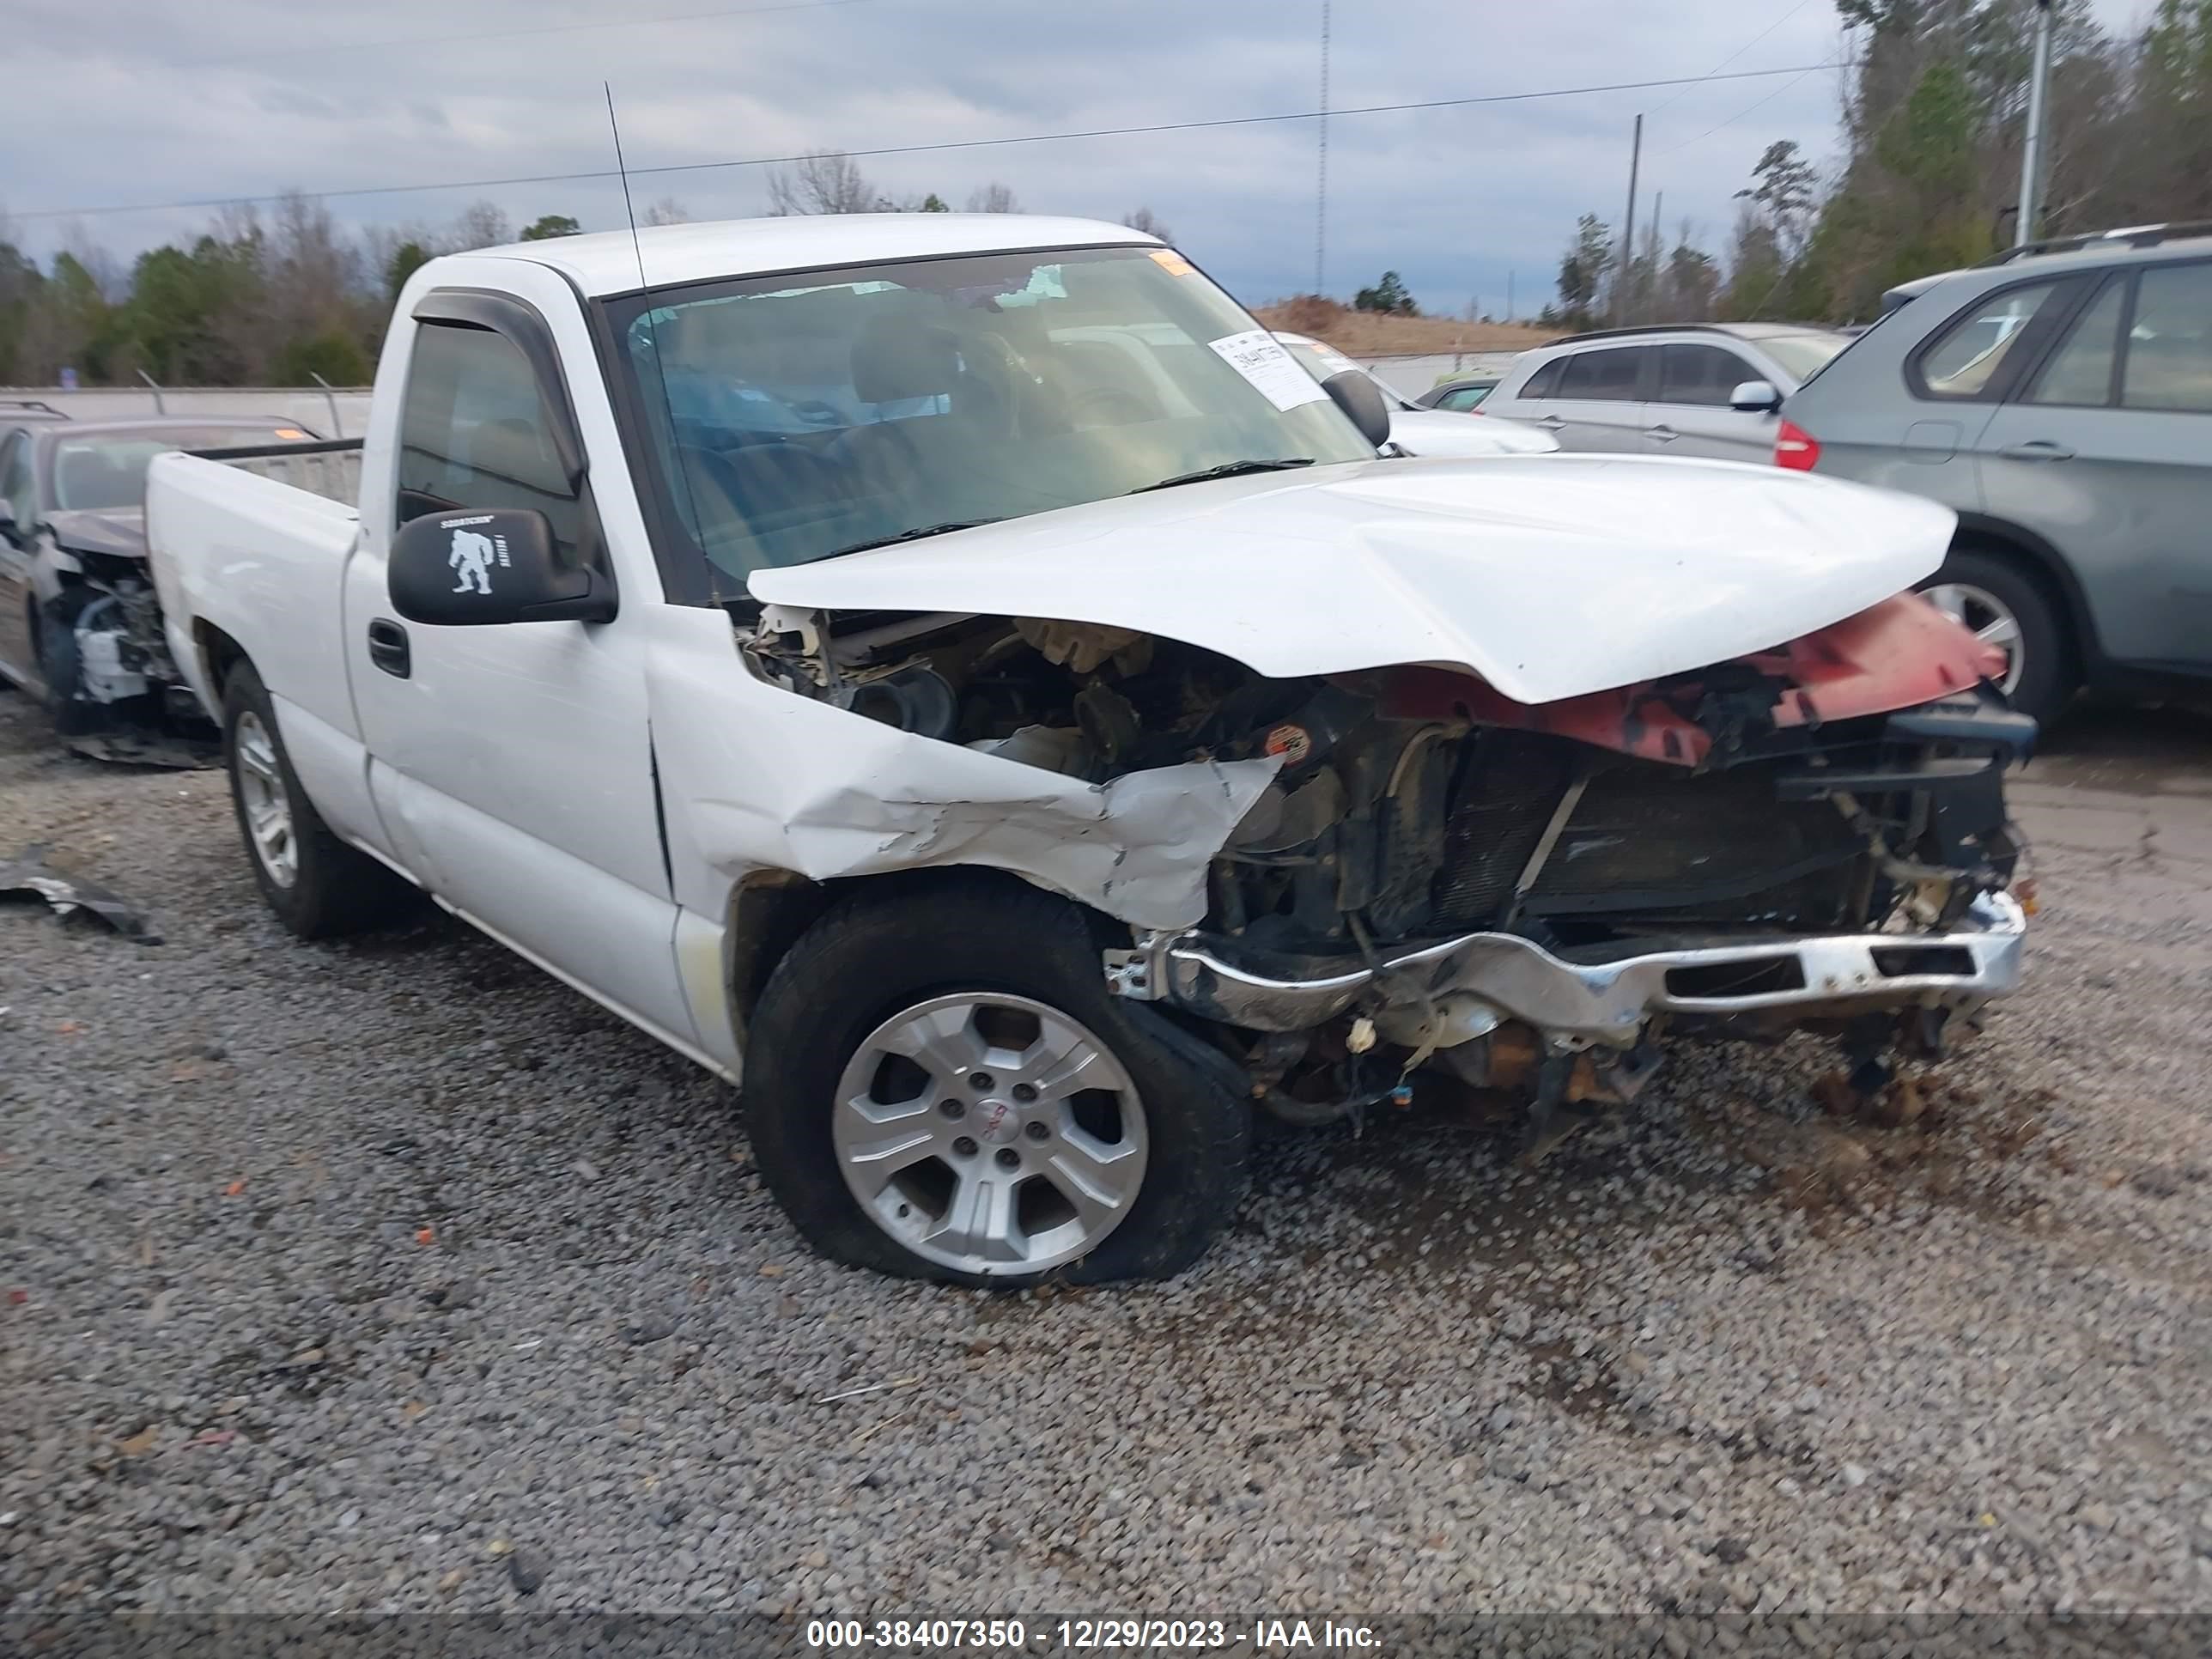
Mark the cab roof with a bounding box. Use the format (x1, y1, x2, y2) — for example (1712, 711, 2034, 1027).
(469, 213, 1161, 299)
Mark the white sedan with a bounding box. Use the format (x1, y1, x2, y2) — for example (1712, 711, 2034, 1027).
(1273, 331, 1558, 458)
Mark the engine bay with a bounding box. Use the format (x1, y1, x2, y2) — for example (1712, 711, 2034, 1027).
(745, 605, 2026, 945)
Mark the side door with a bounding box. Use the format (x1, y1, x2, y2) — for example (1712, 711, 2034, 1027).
(1541, 345, 1653, 452)
(0, 430, 37, 686)
(1480, 355, 1563, 433)
(1646, 342, 1773, 461)
(342, 269, 700, 1052)
(1977, 259, 2212, 672)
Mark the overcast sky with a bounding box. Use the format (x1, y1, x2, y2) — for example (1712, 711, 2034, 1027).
(3, 0, 2159, 317)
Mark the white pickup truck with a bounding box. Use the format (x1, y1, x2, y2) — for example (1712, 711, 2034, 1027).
(148, 214, 2031, 1286)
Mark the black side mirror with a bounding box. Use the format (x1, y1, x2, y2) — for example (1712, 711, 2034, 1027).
(1322, 369, 1394, 450)
(388, 508, 616, 626)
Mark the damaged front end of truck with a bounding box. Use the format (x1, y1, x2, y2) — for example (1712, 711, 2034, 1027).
(738, 572, 2030, 1152)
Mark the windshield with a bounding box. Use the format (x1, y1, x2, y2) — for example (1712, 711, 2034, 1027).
(49, 425, 311, 511)
(1275, 335, 1411, 409)
(1759, 332, 1850, 381)
(606, 246, 1376, 592)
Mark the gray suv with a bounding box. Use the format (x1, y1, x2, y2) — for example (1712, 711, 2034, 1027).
(1781, 224, 2212, 726)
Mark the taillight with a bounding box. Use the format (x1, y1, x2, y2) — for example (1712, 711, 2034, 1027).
(1775, 419, 1820, 471)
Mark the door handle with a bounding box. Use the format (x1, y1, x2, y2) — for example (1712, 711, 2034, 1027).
(367, 618, 411, 678)
(1536, 414, 1565, 428)
(1645, 424, 1679, 443)
(1997, 440, 2074, 462)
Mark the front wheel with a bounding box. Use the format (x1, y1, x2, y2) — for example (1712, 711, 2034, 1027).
(743, 878, 1249, 1286)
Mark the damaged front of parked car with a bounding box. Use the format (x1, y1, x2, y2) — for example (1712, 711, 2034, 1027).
(151, 221, 2031, 1288)
(731, 454, 2031, 1274)
(0, 417, 322, 764)
(30, 508, 215, 761)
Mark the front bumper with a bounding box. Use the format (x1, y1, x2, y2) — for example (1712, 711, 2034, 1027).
(1104, 891, 2027, 1047)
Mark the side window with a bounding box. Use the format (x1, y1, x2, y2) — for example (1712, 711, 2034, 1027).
(0, 434, 32, 524)
(1438, 386, 1489, 410)
(1556, 346, 1648, 402)
(1516, 359, 1564, 400)
(395, 320, 582, 550)
(1657, 343, 1756, 407)
(1914, 280, 2066, 400)
(2122, 262, 2212, 414)
(2026, 277, 2125, 406)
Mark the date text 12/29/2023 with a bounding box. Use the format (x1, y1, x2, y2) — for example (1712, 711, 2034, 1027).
(805, 1618, 1382, 1650)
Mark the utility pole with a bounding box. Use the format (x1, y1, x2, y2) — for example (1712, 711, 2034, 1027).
(2016, 0, 2055, 246)
(1649, 191, 1662, 317)
(1506, 270, 1515, 322)
(1315, 0, 1331, 295)
(1618, 113, 1643, 325)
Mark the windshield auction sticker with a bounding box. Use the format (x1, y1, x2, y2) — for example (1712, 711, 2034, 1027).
(1206, 329, 1332, 411)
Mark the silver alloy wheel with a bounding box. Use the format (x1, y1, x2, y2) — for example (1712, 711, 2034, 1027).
(1923, 580, 2026, 696)
(832, 992, 1150, 1277)
(233, 711, 298, 889)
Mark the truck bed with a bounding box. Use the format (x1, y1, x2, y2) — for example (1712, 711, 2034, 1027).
(144, 442, 364, 734)
(190, 436, 364, 507)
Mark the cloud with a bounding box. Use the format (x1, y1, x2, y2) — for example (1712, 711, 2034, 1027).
(0, 0, 2149, 315)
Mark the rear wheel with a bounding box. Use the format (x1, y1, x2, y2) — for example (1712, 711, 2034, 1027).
(744, 878, 1249, 1286)
(222, 659, 412, 938)
(1918, 545, 2072, 729)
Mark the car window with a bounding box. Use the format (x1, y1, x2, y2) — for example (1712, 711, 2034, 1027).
(396, 320, 584, 552)
(2122, 262, 2212, 414)
(1437, 386, 1491, 410)
(1916, 281, 2065, 398)
(49, 427, 310, 512)
(0, 433, 33, 523)
(1516, 359, 1564, 400)
(1757, 332, 1848, 381)
(2026, 278, 2125, 406)
(1555, 346, 1648, 402)
(1276, 337, 1409, 409)
(1656, 343, 1755, 407)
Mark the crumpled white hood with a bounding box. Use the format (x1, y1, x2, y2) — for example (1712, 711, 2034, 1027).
(749, 454, 1958, 706)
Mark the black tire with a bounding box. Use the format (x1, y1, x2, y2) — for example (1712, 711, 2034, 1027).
(1919, 545, 2074, 731)
(222, 659, 412, 938)
(744, 876, 1250, 1287)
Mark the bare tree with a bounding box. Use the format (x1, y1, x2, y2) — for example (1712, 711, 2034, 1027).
(1121, 206, 1172, 241)
(966, 182, 1020, 214)
(450, 200, 513, 250)
(642, 198, 692, 227)
(767, 150, 878, 216)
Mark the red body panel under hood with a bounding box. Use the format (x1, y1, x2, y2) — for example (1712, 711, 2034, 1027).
(1376, 592, 2006, 767)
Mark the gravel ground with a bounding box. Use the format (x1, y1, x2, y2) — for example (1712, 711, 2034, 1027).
(3, 689, 2211, 1638)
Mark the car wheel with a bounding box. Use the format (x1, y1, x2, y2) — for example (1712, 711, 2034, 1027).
(1919, 547, 2072, 729)
(744, 877, 1249, 1287)
(222, 659, 414, 938)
